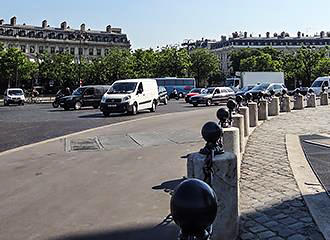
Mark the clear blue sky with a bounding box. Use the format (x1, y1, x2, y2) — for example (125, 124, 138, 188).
(1, 0, 329, 49)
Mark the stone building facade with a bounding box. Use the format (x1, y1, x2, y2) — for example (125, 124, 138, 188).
(210, 31, 330, 75)
(0, 16, 130, 61)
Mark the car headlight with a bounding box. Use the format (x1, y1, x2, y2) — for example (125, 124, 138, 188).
(101, 96, 106, 103)
(123, 95, 131, 102)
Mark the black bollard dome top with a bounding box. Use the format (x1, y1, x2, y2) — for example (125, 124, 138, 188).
(282, 89, 287, 95)
(269, 89, 275, 96)
(201, 121, 223, 143)
(227, 99, 237, 111)
(170, 178, 218, 236)
(245, 92, 252, 101)
(308, 88, 314, 94)
(216, 107, 229, 122)
(235, 95, 243, 104)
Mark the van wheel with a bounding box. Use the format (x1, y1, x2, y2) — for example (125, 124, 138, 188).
(74, 101, 82, 110)
(206, 99, 212, 106)
(130, 103, 137, 115)
(150, 100, 156, 112)
(163, 97, 168, 105)
(103, 112, 110, 117)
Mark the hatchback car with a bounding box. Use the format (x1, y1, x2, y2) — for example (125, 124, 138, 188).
(245, 83, 287, 99)
(158, 86, 168, 105)
(190, 87, 235, 107)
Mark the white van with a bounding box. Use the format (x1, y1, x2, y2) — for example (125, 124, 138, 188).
(100, 78, 159, 117)
(4, 88, 25, 106)
(310, 76, 330, 96)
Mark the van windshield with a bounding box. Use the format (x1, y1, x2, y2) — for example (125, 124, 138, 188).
(311, 81, 323, 87)
(8, 90, 23, 96)
(108, 82, 137, 94)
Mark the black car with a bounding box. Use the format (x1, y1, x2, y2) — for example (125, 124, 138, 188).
(245, 83, 287, 100)
(235, 85, 255, 97)
(59, 85, 111, 110)
(158, 86, 168, 105)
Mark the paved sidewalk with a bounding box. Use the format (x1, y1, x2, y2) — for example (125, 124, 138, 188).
(239, 106, 330, 240)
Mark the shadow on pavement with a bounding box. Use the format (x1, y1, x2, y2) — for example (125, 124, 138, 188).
(152, 178, 186, 192)
(51, 224, 179, 240)
(78, 111, 151, 119)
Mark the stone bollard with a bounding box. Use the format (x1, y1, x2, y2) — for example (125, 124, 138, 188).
(239, 107, 250, 137)
(320, 92, 329, 106)
(187, 152, 239, 240)
(293, 95, 304, 110)
(269, 97, 280, 116)
(223, 127, 240, 178)
(280, 96, 291, 112)
(248, 102, 258, 127)
(232, 114, 244, 153)
(306, 94, 316, 108)
(258, 100, 268, 121)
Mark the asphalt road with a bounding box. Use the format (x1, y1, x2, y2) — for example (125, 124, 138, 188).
(0, 100, 218, 152)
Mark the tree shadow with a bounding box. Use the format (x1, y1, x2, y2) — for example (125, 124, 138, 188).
(51, 224, 179, 240)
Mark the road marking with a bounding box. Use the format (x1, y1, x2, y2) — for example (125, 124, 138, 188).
(0, 109, 209, 157)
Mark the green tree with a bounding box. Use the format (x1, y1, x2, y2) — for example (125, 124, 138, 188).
(240, 53, 283, 72)
(313, 58, 330, 77)
(132, 49, 157, 78)
(189, 48, 220, 87)
(155, 46, 191, 77)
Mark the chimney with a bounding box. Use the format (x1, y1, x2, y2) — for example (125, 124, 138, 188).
(266, 32, 270, 38)
(320, 31, 325, 38)
(297, 31, 301, 38)
(274, 32, 278, 37)
(106, 25, 112, 33)
(80, 23, 86, 32)
(259, 34, 261, 37)
(327, 32, 330, 37)
(302, 33, 305, 37)
(0, 19, 4, 25)
(60, 21, 67, 29)
(10, 16, 16, 26)
(280, 31, 285, 38)
(42, 20, 47, 28)
(221, 35, 227, 42)
(244, 32, 247, 38)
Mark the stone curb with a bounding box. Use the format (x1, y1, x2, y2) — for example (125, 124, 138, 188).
(286, 134, 330, 240)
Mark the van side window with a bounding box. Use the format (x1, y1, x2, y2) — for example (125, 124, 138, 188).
(138, 83, 144, 93)
(85, 88, 94, 96)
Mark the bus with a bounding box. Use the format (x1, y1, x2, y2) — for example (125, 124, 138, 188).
(155, 77, 196, 98)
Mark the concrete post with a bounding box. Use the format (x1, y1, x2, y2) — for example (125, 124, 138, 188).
(223, 127, 240, 178)
(306, 94, 316, 108)
(293, 95, 304, 110)
(239, 107, 249, 137)
(187, 152, 239, 240)
(232, 114, 244, 153)
(269, 97, 280, 116)
(248, 102, 258, 127)
(258, 100, 268, 121)
(320, 92, 329, 106)
(280, 96, 291, 112)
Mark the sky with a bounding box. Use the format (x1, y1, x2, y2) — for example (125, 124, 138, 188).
(1, 0, 330, 49)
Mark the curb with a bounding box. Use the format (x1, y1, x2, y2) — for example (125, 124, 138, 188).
(286, 134, 330, 240)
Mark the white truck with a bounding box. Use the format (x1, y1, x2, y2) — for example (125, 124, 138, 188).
(226, 72, 285, 89)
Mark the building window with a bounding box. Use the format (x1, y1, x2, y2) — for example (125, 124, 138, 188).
(20, 45, 26, 52)
(97, 49, 101, 56)
(70, 48, 75, 55)
(89, 48, 94, 56)
(30, 46, 35, 53)
(59, 47, 64, 53)
(79, 48, 83, 55)
(50, 47, 55, 54)
(39, 46, 44, 53)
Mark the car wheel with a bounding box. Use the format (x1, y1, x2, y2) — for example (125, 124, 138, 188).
(193, 103, 198, 107)
(150, 100, 156, 112)
(179, 92, 183, 98)
(163, 97, 168, 105)
(130, 103, 137, 115)
(74, 101, 82, 110)
(52, 101, 59, 108)
(206, 99, 212, 106)
(103, 111, 110, 117)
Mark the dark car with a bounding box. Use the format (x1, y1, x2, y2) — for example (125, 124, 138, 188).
(245, 83, 287, 99)
(158, 86, 168, 105)
(59, 85, 111, 110)
(190, 87, 235, 107)
(235, 85, 255, 97)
